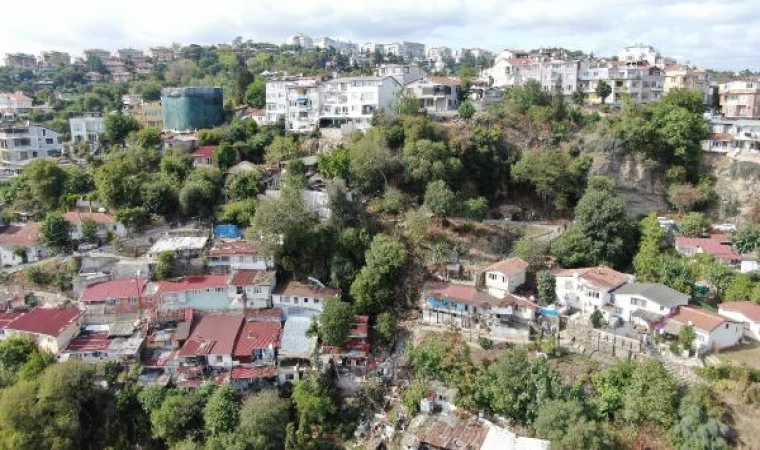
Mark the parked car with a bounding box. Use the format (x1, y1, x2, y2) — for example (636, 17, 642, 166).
(714, 223, 737, 233)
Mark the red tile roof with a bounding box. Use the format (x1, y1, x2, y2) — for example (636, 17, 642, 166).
(233, 321, 281, 357)
(675, 237, 740, 262)
(0, 223, 41, 248)
(4, 307, 82, 337)
(554, 266, 630, 290)
(81, 278, 146, 303)
(157, 275, 229, 294)
(719, 301, 760, 322)
(278, 281, 341, 299)
(208, 239, 261, 256)
(427, 75, 462, 86)
(497, 293, 538, 311)
(193, 146, 216, 158)
(416, 420, 488, 449)
(230, 270, 275, 286)
(231, 365, 278, 380)
(63, 211, 116, 226)
(670, 306, 729, 333)
(244, 307, 284, 321)
(350, 315, 369, 337)
(64, 331, 111, 352)
(178, 314, 244, 357)
(483, 257, 529, 277)
(0, 312, 24, 330)
(425, 281, 501, 306)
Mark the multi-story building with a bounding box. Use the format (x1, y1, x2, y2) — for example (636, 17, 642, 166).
(312, 37, 355, 55)
(4, 53, 37, 69)
(285, 79, 322, 132)
(83, 49, 110, 62)
(0, 123, 62, 163)
(69, 113, 105, 147)
(375, 64, 426, 85)
(427, 47, 453, 61)
(618, 44, 675, 68)
(383, 42, 425, 60)
(719, 80, 760, 119)
(555, 266, 632, 314)
(162, 86, 224, 132)
(318, 76, 402, 132)
(149, 46, 181, 64)
(0, 92, 32, 122)
(40, 51, 71, 67)
(664, 65, 711, 103)
(702, 117, 760, 155)
(484, 55, 580, 95)
(360, 42, 384, 55)
(405, 76, 462, 113)
(265, 77, 318, 124)
(285, 33, 313, 49)
(129, 101, 163, 129)
(578, 61, 664, 104)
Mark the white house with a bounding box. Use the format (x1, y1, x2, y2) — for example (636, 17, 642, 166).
(272, 280, 341, 318)
(318, 76, 402, 132)
(69, 114, 105, 149)
(610, 282, 690, 328)
(719, 301, 760, 341)
(147, 236, 209, 259)
(480, 257, 529, 298)
(405, 76, 461, 113)
(0, 92, 32, 122)
(375, 64, 426, 85)
(229, 269, 277, 309)
(285, 33, 313, 49)
(0, 222, 47, 267)
(265, 76, 320, 125)
(665, 306, 743, 352)
(555, 266, 631, 314)
(63, 211, 127, 241)
(741, 252, 760, 273)
(0, 123, 63, 164)
(618, 44, 675, 67)
(2, 307, 83, 354)
(207, 239, 274, 271)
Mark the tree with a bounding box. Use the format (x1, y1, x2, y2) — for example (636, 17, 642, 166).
(634, 213, 668, 281)
(318, 148, 351, 180)
(458, 100, 475, 120)
(214, 142, 237, 170)
(154, 251, 175, 280)
(319, 298, 354, 346)
(572, 87, 587, 106)
(351, 234, 408, 314)
(264, 135, 303, 164)
(551, 229, 593, 268)
(672, 385, 729, 450)
(402, 139, 462, 191)
(0, 338, 37, 373)
(245, 78, 266, 108)
(129, 126, 162, 149)
(732, 226, 760, 254)
(512, 150, 591, 213)
(20, 159, 66, 211)
(161, 151, 194, 183)
(662, 88, 706, 115)
(514, 238, 547, 270)
(237, 390, 289, 450)
(424, 180, 456, 217)
(105, 111, 141, 145)
(397, 93, 422, 116)
(534, 399, 613, 450)
(462, 197, 488, 220)
(204, 384, 240, 437)
(225, 169, 264, 201)
(592, 361, 635, 420)
(375, 312, 397, 344)
(596, 80, 612, 104)
(80, 218, 99, 244)
(537, 271, 556, 303)
(138, 81, 163, 101)
(41, 213, 72, 254)
(622, 359, 679, 429)
(218, 199, 258, 226)
(18, 351, 54, 382)
(678, 212, 709, 237)
(116, 206, 150, 232)
(404, 208, 430, 245)
(291, 373, 336, 437)
(590, 309, 604, 328)
(347, 132, 392, 195)
(151, 393, 204, 446)
(679, 325, 697, 352)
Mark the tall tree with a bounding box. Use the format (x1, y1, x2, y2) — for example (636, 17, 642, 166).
(595, 80, 612, 104)
(105, 111, 141, 145)
(204, 384, 240, 437)
(351, 234, 408, 314)
(319, 298, 354, 346)
(40, 213, 72, 254)
(633, 213, 668, 281)
(237, 390, 290, 450)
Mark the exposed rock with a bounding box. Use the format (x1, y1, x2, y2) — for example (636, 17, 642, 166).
(705, 154, 760, 222)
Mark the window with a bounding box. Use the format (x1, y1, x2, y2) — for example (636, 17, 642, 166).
(488, 273, 497, 281)
(631, 297, 647, 307)
(215, 355, 223, 363)
(129, 297, 137, 305)
(304, 298, 309, 303)
(286, 373, 295, 380)
(106, 299, 117, 305)
(313, 299, 320, 304)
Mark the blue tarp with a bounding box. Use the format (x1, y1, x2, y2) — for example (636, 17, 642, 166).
(539, 307, 559, 317)
(215, 224, 242, 239)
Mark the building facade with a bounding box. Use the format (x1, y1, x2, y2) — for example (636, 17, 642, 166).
(0, 123, 62, 163)
(161, 87, 224, 132)
(719, 80, 760, 119)
(0, 92, 32, 122)
(69, 114, 105, 147)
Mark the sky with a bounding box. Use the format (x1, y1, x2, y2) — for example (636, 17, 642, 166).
(2, 0, 759, 71)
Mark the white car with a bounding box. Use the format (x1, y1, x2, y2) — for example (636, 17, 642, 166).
(714, 223, 737, 233)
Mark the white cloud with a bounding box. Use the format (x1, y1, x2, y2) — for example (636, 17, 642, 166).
(1, 0, 758, 70)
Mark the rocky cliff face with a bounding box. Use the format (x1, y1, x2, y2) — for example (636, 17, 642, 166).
(589, 149, 669, 217)
(706, 154, 760, 221)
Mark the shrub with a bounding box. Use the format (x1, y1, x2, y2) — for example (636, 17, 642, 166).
(669, 341, 681, 355)
(478, 337, 494, 350)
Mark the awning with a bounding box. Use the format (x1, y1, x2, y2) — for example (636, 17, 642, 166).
(631, 309, 664, 324)
(663, 320, 683, 336)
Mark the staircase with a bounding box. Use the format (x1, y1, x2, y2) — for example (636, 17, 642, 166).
(645, 342, 702, 386)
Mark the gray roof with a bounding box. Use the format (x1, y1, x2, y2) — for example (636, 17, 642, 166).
(612, 282, 689, 307)
(279, 316, 316, 358)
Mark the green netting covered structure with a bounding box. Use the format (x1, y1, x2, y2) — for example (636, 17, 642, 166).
(161, 86, 224, 132)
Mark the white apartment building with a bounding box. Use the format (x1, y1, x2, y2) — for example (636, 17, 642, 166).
(405, 76, 462, 112)
(265, 77, 320, 125)
(618, 44, 675, 67)
(69, 114, 105, 148)
(702, 118, 760, 155)
(0, 123, 62, 164)
(427, 47, 453, 60)
(610, 282, 689, 327)
(150, 46, 181, 64)
(483, 55, 579, 95)
(578, 62, 664, 104)
(313, 37, 354, 54)
(0, 92, 32, 122)
(318, 76, 402, 132)
(360, 43, 384, 55)
(375, 64, 427, 85)
(285, 80, 322, 132)
(285, 33, 313, 49)
(719, 80, 760, 119)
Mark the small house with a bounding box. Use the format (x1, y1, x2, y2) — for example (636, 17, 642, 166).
(665, 306, 743, 352)
(177, 314, 244, 368)
(0, 222, 47, 267)
(719, 301, 760, 341)
(63, 211, 127, 241)
(232, 320, 281, 364)
(2, 307, 83, 354)
(480, 257, 529, 298)
(229, 270, 276, 309)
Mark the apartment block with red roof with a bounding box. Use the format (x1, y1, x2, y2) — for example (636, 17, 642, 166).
(232, 320, 281, 364)
(79, 278, 149, 320)
(719, 301, 760, 341)
(2, 307, 83, 354)
(0, 222, 48, 267)
(178, 314, 244, 368)
(554, 266, 633, 314)
(63, 211, 127, 241)
(147, 274, 237, 312)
